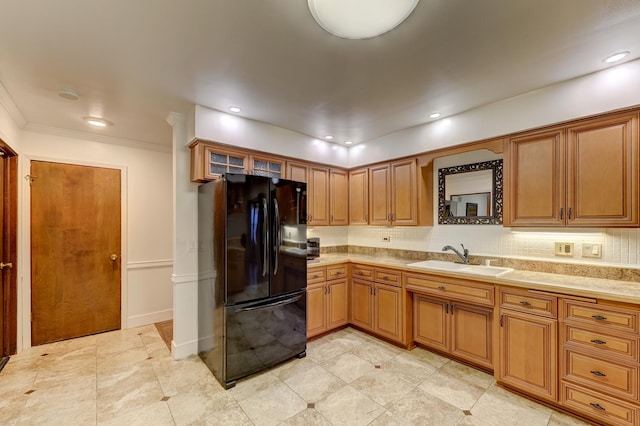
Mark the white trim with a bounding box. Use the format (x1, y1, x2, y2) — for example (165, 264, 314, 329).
(23, 122, 172, 153)
(0, 81, 26, 128)
(172, 273, 199, 284)
(172, 338, 199, 359)
(127, 308, 173, 329)
(127, 260, 173, 270)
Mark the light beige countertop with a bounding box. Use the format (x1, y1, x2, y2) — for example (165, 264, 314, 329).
(308, 254, 640, 305)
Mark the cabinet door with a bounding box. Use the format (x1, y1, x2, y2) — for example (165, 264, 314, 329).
(450, 303, 493, 369)
(374, 283, 403, 342)
(329, 169, 349, 225)
(505, 129, 565, 226)
(390, 159, 417, 225)
(349, 168, 369, 225)
(252, 156, 284, 178)
(369, 164, 391, 225)
(499, 310, 558, 402)
(351, 279, 374, 331)
(567, 112, 638, 227)
(413, 295, 449, 353)
(286, 161, 308, 183)
(307, 284, 327, 338)
(327, 279, 348, 329)
(309, 166, 329, 226)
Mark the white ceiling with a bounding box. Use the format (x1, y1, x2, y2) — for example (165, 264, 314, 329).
(0, 0, 639, 149)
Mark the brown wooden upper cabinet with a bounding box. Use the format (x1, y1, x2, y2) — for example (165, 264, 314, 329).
(349, 168, 369, 225)
(308, 166, 330, 226)
(285, 161, 308, 183)
(190, 141, 284, 182)
(370, 159, 418, 226)
(329, 169, 349, 225)
(504, 111, 639, 227)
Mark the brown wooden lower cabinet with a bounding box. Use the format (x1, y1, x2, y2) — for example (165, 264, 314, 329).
(350, 278, 403, 343)
(498, 309, 558, 402)
(561, 382, 639, 426)
(413, 294, 493, 369)
(307, 266, 348, 339)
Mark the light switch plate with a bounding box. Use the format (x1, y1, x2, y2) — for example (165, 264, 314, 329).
(554, 242, 574, 256)
(583, 243, 602, 258)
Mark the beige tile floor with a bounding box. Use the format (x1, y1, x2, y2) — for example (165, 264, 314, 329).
(0, 325, 590, 426)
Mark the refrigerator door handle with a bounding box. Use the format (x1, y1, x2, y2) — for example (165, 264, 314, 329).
(273, 198, 280, 275)
(236, 294, 302, 312)
(262, 198, 269, 277)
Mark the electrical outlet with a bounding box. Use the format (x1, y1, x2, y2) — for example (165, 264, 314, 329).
(382, 236, 391, 242)
(554, 242, 574, 257)
(583, 243, 602, 258)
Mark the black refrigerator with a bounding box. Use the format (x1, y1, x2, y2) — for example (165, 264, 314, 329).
(198, 174, 307, 389)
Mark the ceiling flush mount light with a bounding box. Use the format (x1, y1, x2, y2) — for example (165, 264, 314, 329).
(603, 51, 630, 63)
(308, 0, 419, 40)
(429, 112, 441, 119)
(229, 106, 241, 113)
(58, 87, 79, 101)
(345, 140, 353, 145)
(83, 116, 113, 127)
(324, 135, 334, 140)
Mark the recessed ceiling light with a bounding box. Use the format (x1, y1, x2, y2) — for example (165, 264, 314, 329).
(325, 135, 334, 140)
(229, 106, 241, 113)
(429, 113, 441, 119)
(603, 51, 630, 63)
(83, 117, 113, 127)
(58, 87, 79, 101)
(345, 141, 353, 145)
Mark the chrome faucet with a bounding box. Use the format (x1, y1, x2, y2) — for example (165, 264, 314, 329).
(442, 244, 469, 264)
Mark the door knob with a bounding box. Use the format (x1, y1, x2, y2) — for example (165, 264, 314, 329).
(0, 262, 13, 269)
(110, 254, 119, 261)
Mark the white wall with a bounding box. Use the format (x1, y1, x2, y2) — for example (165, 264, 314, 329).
(20, 128, 174, 349)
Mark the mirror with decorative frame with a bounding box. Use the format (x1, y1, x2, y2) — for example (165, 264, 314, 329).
(438, 159, 503, 224)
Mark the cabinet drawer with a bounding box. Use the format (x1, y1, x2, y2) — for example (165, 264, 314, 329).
(563, 300, 639, 334)
(561, 382, 638, 426)
(375, 268, 401, 287)
(563, 324, 638, 362)
(352, 264, 374, 281)
(405, 274, 494, 306)
(327, 265, 347, 280)
(563, 348, 638, 401)
(307, 267, 326, 284)
(499, 288, 557, 319)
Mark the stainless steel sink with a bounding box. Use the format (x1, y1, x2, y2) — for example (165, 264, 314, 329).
(406, 260, 513, 277)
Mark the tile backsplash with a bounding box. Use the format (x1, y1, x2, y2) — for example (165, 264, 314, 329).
(309, 225, 640, 267)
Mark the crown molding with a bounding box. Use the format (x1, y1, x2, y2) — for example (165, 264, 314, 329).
(23, 122, 172, 153)
(0, 81, 27, 128)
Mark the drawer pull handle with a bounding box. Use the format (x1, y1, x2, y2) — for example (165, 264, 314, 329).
(589, 403, 606, 411)
(313, 274, 319, 278)
(519, 301, 531, 306)
(590, 370, 606, 377)
(591, 315, 607, 321)
(382, 276, 388, 280)
(590, 339, 607, 345)
(357, 271, 364, 275)
(438, 286, 446, 290)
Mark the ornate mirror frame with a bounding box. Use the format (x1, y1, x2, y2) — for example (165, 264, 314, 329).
(438, 159, 503, 225)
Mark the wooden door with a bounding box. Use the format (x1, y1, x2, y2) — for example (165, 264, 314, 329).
(0, 149, 18, 356)
(327, 278, 348, 329)
(286, 161, 308, 183)
(566, 112, 638, 227)
(450, 303, 493, 369)
(350, 279, 373, 330)
(349, 168, 369, 225)
(329, 169, 349, 225)
(369, 164, 391, 225)
(390, 159, 417, 225)
(306, 283, 326, 338)
(413, 294, 449, 353)
(498, 310, 558, 402)
(374, 283, 402, 342)
(505, 129, 565, 226)
(308, 166, 329, 226)
(31, 161, 121, 345)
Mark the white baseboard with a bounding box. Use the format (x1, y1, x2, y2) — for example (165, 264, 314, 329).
(127, 308, 173, 328)
(172, 338, 199, 359)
